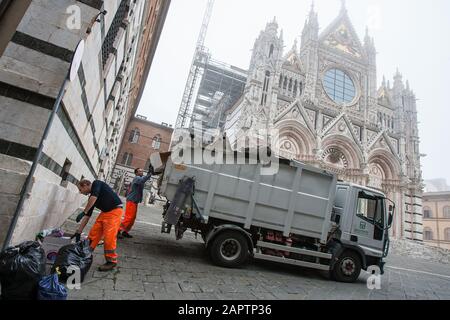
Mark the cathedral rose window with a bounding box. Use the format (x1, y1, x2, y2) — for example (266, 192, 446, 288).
(323, 68, 356, 104)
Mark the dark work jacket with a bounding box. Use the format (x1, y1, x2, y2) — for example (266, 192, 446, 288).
(126, 174, 152, 204)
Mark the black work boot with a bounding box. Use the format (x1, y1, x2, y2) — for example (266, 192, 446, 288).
(121, 231, 133, 239)
(98, 262, 117, 272)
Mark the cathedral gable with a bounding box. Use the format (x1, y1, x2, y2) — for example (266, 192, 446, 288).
(368, 131, 401, 161)
(282, 52, 303, 74)
(274, 101, 315, 135)
(321, 113, 362, 148)
(319, 11, 364, 59)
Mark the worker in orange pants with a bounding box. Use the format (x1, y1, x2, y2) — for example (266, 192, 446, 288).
(119, 201, 138, 237)
(74, 179, 123, 271)
(119, 164, 153, 238)
(88, 207, 122, 264)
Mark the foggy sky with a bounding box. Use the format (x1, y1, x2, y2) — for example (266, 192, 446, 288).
(137, 0, 450, 184)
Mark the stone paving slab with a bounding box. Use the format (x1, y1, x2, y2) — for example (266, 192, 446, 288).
(64, 203, 450, 300)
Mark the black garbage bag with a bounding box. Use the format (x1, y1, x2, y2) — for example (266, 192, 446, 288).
(51, 239, 92, 283)
(0, 241, 46, 300)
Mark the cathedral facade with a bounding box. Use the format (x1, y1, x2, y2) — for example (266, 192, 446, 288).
(224, 4, 424, 241)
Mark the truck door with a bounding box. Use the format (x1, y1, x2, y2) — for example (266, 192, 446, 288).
(351, 190, 385, 257)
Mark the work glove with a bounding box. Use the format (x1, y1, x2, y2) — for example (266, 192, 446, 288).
(76, 211, 86, 223)
(71, 232, 81, 243)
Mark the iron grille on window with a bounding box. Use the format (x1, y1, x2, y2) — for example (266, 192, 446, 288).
(101, 0, 129, 68)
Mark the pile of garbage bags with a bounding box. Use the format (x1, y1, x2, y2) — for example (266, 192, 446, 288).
(0, 233, 93, 300)
(0, 242, 46, 300)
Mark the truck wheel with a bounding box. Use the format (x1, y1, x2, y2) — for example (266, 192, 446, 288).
(331, 250, 362, 283)
(209, 231, 249, 268)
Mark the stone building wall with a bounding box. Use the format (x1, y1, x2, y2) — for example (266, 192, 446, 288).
(0, 0, 170, 247)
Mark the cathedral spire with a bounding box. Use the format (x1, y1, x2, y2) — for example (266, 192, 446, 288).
(292, 38, 298, 52)
(265, 16, 279, 35)
(393, 68, 404, 95)
(340, 0, 347, 14)
(364, 26, 376, 58)
(308, 0, 318, 26)
(309, 0, 315, 16)
(364, 26, 370, 42)
(302, 0, 319, 46)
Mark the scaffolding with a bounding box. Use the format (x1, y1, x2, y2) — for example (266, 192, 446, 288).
(175, 0, 215, 129)
(189, 54, 247, 130)
(173, 0, 248, 154)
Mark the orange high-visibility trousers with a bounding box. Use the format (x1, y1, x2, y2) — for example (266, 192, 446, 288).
(88, 208, 123, 264)
(120, 201, 138, 233)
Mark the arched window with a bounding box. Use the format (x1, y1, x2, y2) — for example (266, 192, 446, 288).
(424, 228, 433, 241)
(269, 44, 274, 58)
(260, 71, 270, 106)
(152, 135, 161, 150)
(423, 207, 433, 219)
(263, 71, 271, 91)
(293, 80, 298, 97)
(283, 76, 287, 90)
(443, 206, 450, 218)
(288, 79, 293, 92)
(445, 228, 450, 241)
(129, 128, 140, 143)
(279, 74, 283, 88)
(121, 153, 133, 166)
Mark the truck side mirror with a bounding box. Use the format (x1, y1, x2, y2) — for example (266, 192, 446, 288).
(388, 205, 394, 227)
(388, 213, 393, 227)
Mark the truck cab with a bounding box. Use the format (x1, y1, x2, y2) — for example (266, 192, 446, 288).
(330, 183, 394, 280)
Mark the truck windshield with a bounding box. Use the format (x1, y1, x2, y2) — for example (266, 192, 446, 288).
(356, 192, 384, 227)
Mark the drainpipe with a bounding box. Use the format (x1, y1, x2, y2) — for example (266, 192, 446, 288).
(0, 0, 13, 19)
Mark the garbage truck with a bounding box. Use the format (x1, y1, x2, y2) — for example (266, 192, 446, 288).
(152, 146, 394, 283)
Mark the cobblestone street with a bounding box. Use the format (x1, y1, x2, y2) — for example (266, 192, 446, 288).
(65, 203, 450, 300)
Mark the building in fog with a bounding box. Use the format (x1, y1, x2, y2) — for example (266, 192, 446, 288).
(225, 3, 424, 240)
(109, 115, 173, 196)
(424, 179, 450, 192)
(0, 0, 170, 247)
(423, 191, 450, 250)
